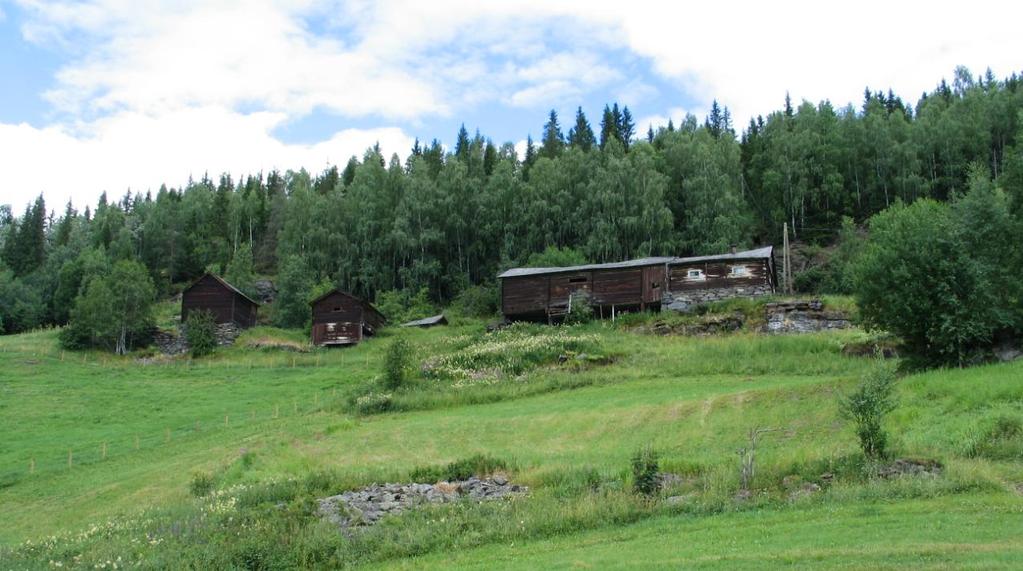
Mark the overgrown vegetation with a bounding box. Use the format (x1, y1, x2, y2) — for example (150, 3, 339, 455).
(630, 447, 660, 496)
(185, 309, 217, 358)
(839, 354, 899, 460)
(382, 337, 414, 390)
(408, 454, 510, 483)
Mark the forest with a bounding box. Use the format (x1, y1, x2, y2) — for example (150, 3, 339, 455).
(1, 65, 1022, 345)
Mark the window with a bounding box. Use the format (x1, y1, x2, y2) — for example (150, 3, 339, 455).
(568, 276, 588, 284)
(333, 305, 343, 312)
(650, 281, 661, 289)
(729, 266, 749, 277)
(687, 269, 705, 280)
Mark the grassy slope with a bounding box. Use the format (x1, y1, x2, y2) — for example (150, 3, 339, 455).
(1, 318, 1022, 567)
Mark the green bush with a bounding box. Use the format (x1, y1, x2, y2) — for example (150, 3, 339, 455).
(562, 292, 594, 325)
(854, 175, 1021, 365)
(374, 288, 435, 324)
(408, 454, 509, 483)
(186, 309, 217, 358)
(839, 354, 898, 460)
(383, 337, 414, 390)
(630, 447, 660, 496)
(189, 471, 216, 497)
(969, 415, 1023, 460)
(450, 283, 499, 318)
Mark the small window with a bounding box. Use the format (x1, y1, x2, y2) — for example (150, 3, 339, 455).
(326, 323, 336, 332)
(650, 281, 660, 289)
(729, 266, 749, 277)
(687, 269, 705, 280)
(568, 276, 587, 284)
(333, 305, 343, 312)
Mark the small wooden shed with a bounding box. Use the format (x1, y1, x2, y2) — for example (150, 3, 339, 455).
(181, 273, 259, 328)
(310, 289, 386, 346)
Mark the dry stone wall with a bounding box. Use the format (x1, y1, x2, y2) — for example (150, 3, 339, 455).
(662, 284, 773, 312)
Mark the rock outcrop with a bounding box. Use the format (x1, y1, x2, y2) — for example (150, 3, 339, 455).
(762, 300, 852, 334)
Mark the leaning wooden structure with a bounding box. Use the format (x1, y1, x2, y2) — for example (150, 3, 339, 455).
(309, 289, 386, 346)
(498, 246, 776, 322)
(181, 273, 260, 328)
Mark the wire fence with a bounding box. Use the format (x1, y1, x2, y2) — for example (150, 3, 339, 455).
(0, 388, 347, 487)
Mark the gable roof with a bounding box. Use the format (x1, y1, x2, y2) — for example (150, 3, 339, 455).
(401, 314, 448, 327)
(496, 247, 774, 279)
(497, 257, 676, 279)
(185, 273, 260, 306)
(669, 246, 774, 265)
(309, 288, 387, 323)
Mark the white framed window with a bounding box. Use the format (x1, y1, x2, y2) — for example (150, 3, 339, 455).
(729, 265, 749, 277)
(687, 269, 705, 280)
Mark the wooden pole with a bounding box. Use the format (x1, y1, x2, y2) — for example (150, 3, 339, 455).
(274, 404, 279, 419)
(101, 442, 107, 460)
(29, 458, 35, 474)
(68, 449, 73, 468)
(783, 222, 791, 295)
(225, 414, 229, 427)
(165, 428, 170, 443)
(135, 435, 140, 450)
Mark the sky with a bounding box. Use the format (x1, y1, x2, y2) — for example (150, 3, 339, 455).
(1, 0, 1021, 213)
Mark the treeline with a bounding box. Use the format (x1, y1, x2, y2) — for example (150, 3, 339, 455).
(1, 66, 1023, 338)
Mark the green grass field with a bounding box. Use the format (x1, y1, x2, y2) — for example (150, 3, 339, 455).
(1, 315, 1022, 568)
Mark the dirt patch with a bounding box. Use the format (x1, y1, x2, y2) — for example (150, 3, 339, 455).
(875, 458, 942, 479)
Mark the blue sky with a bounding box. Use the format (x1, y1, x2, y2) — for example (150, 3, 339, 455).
(1, 0, 1019, 212)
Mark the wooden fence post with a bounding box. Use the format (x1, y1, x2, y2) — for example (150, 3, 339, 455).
(135, 435, 140, 450)
(165, 428, 170, 443)
(225, 414, 229, 427)
(68, 449, 73, 468)
(29, 459, 35, 474)
(195, 420, 200, 432)
(274, 405, 279, 419)
(101, 442, 107, 460)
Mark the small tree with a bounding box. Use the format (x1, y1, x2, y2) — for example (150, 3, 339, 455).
(186, 310, 217, 358)
(840, 354, 898, 460)
(631, 446, 659, 496)
(224, 243, 257, 299)
(274, 256, 314, 329)
(383, 337, 413, 390)
(61, 260, 155, 354)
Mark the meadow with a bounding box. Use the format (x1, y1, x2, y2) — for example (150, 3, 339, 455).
(1, 313, 1022, 568)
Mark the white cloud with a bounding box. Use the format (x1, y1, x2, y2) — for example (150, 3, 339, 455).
(635, 107, 689, 133)
(0, 108, 414, 210)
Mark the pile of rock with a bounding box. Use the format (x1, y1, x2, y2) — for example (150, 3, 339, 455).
(762, 300, 851, 334)
(876, 458, 942, 479)
(318, 476, 526, 530)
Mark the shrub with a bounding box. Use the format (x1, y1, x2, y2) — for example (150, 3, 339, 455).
(374, 288, 435, 324)
(562, 292, 594, 325)
(186, 309, 217, 357)
(450, 283, 499, 318)
(630, 447, 659, 496)
(969, 415, 1023, 460)
(383, 337, 414, 390)
(839, 353, 898, 460)
(189, 471, 216, 497)
(408, 454, 509, 483)
(353, 391, 393, 415)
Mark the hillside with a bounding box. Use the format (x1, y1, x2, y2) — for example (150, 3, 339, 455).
(2, 316, 1023, 568)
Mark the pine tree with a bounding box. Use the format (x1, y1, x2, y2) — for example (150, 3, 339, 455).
(567, 106, 596, 151)
(619, 106, 636, 149)
(341, 156, 359, 187)
(599, 104, 620, 149)
(540, 109, 565, 159)
(454, 124, 471, 162)
(523, 135, 537, 180)
(647, 125, 655, 143)
(483, 140, 498, 176)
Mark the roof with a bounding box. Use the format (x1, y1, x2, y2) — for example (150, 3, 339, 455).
(401, 314, 448, 328)
(669, 246, 774, 265)
(309, 288, 387, 322)
(186, 273, 260, 306)
(497, 257, 676, 279)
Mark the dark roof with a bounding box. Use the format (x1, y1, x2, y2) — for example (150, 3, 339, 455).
(401, 314, 448, 327)
(309, 288, 387, 322)
(497, 257, 676, 279)
(497, 247, 774, 279)
(669, 246, 774, 265)
(186, 273, 260, 306)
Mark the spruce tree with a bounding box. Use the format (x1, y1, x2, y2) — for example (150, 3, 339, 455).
(567, 106, 596, 151)
(619, 106, 635, 149)
(454, 124, 471, 162)
(599, 104, 620, 149)
(540, 109, 565, 159)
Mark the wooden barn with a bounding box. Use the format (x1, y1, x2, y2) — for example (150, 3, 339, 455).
(497, 257, 674, 322)
(663, 246, 777, 310)
(181, 273, 259, 328)
(498, 246, 776, 321)
(309, 289, 386, 346)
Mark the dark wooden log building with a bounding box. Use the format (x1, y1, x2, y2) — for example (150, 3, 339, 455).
(181, 273, 260, 328)
(310, 289, 386, 346)
(498, 257, 674, 321)
(498, 247, 776, 321)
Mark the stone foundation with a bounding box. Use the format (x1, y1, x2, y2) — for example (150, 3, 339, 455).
(662, 285, 773, 313)
(153, 322, 243, 355)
